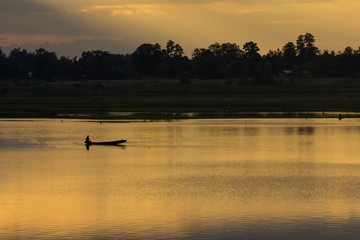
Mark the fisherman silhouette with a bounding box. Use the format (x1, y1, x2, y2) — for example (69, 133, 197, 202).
(85, 135, 91, 144)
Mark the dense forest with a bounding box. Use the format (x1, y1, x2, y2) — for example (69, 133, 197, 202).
(1, 33, 360, 84)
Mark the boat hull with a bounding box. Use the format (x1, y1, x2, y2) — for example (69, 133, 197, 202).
(85, 140, 127, 145)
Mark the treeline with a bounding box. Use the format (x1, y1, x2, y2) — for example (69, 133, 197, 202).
(1, 33, 360, 84)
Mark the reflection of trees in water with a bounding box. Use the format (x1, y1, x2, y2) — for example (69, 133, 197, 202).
(297, 127, 315, 135)
(284, 126, 315, 135)
(284, 127, 295, 135)
(244, 127, 259, 136)
(194, 124, 259, 137)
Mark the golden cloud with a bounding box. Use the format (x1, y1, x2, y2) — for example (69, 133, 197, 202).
(272, 20, 304, 24)
(0, 33, 124, 46)
(81, 4, 165, 16)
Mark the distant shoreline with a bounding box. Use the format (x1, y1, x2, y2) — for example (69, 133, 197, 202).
(3, 77, 360, 88)
(1, 111, 359, 120)
(8, 77, 360, 87)
(2, 79, 360, 120)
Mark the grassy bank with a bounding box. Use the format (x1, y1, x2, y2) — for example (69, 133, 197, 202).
(1, 83, 360, 119)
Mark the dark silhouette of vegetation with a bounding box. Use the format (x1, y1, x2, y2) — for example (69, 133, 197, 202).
(1, 34, 360, 84)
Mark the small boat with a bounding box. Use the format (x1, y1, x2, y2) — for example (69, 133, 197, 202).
(85, 140, 127, 145)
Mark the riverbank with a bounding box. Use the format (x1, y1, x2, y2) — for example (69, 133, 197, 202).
(1, 79, 360, 119)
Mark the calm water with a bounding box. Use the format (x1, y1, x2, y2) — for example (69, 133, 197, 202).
(1, 118, 360, 239)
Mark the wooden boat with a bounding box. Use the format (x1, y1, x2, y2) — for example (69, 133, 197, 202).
(85, 140, 127, 145)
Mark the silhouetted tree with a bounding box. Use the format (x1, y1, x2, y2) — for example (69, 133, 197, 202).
(355, 47, 360, 55)
(266, 49, 282, 76)
(81, 50, 110, 79)
(165, 40, 184, 58)
(0, 47, 8, 79)
(296, 34, 306, 57)
(56, 56, 77, 80)
(220, 43, 244, 79)
(79, 50, 131, 80)
(2, 35, 360, 83)
(296, 33, 319, 59)
(343, 46, 354, 56)
(33, 48, 57, 80)
(339, 46, 359, 76)
(282, 42, 297, 68)
(191, 47, 221, 78)
(257, 59, 274, 84)
(303, 33, 319, 58)
(243, 41, 261, 81)
(8, 48, 34, 80)
(132, 43, 162, 77)
(243, 41, 260, 58)
(191, 42, 243, 79)
(159, 40, 189, 79)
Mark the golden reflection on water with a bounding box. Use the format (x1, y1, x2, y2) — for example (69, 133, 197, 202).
(1, 119, 360, 239)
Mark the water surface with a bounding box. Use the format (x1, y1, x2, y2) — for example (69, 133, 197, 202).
(1, 118, 360, 239)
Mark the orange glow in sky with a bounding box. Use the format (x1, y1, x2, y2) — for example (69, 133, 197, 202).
(0, 0, 359, 56)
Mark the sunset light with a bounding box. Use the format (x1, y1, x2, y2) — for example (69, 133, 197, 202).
(1, 0, 359, 57)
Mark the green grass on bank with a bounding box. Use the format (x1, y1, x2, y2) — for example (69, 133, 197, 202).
(1, 84, 360, 118)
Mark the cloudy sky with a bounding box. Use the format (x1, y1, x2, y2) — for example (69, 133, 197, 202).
(0, 0, 359, 57)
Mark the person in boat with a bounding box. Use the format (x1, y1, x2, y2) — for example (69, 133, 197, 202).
(85, 135, 91, 144)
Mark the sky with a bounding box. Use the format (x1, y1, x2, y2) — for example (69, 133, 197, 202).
(0, 0, 360, 57)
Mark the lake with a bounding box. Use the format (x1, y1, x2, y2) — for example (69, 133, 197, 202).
(1, 118, 360, 239)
